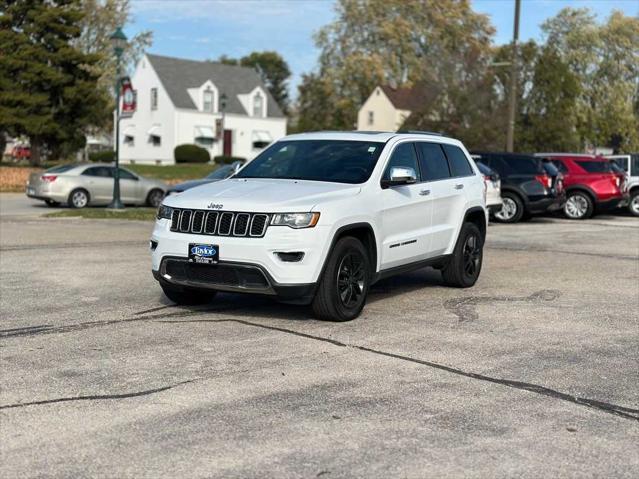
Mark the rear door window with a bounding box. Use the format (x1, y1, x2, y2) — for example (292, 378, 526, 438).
(118, 168, 138, 180)
(416, 142, 451, 181)
(542, 161, 559, 176)
(82, 166, 112, 177)
(443, 144, 473, 177)
(576, 160, 612, 173)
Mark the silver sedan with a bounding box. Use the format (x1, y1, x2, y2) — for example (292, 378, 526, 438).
(26, 163, 167, 208)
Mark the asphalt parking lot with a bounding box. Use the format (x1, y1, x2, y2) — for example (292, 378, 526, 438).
(1, 194, 638, 478)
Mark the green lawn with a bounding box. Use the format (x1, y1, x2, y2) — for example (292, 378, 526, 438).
(45, 207, 156, 221)
(127, 163, 216, 181)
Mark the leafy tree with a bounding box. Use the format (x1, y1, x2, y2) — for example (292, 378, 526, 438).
(216, 51, 292, 113)
(297, 0, 495, 133)
(76, 0, 153, 90)
(541, 8, 639, 152)
(0, 0, 109, 165)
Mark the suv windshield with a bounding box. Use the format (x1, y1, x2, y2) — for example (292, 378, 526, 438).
(236, 140, 385, 184)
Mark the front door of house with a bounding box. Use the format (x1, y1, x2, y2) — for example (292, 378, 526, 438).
(223, 130, 232, 156)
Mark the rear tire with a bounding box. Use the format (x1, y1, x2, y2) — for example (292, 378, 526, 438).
(564, 191, 593, 219)
(628, 190, 639, 217)
(441, 223, 483, 288)
(494, 192, 524, 223)
(68, 189, 89, 209)
(146, 188, 164, 208)
(312, 237, 370, 322)
(160, 281, 216, 305)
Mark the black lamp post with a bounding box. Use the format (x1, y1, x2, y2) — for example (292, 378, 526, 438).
(108, 26, 127, 210)
(220, 92, 227, 155)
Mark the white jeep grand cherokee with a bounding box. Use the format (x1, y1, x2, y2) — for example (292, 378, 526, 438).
(151, 131, 487, 321)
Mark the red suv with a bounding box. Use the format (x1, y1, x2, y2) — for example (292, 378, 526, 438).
(536, 154, 625, 219)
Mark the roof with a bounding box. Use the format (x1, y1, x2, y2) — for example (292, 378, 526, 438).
(380, 83, 437, 111)
(282, 130, 459, 145)
(146, 54, 284, 117)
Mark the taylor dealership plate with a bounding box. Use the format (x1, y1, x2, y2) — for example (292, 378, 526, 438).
(188, 243, 219, 264)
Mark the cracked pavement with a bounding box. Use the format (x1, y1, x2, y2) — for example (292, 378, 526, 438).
(1, 195, 638, 478)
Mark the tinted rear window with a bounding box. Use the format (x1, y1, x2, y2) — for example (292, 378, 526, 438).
(505, 156, 543, 174)
(443, 144, 473, 177)
(46, 164, 77, 174)
(576, 160, 612, 173)
(416, 142, 451, 181)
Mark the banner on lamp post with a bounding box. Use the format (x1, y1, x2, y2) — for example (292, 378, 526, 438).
(121, 77, 136, 118)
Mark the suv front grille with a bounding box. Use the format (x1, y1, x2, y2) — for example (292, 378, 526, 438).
(169, 209, 269, 238)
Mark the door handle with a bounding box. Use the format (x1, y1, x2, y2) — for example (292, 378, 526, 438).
(454, 184, 464, 190)
(419, 189, 430, 196)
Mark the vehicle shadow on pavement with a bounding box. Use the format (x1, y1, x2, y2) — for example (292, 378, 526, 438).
(158, 268, 445, 322)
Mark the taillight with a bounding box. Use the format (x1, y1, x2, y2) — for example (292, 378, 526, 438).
(41, 175, 57, 182)
(535, 175, 552, 189)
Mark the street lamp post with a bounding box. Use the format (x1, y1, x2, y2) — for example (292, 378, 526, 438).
(108, 27, 127, 210)
(220, 93, 227, 156)
(506, 0, 521, 153)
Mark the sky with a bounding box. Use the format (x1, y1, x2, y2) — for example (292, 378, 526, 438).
(128, 0, 639, 95)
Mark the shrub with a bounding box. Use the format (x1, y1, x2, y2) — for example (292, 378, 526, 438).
(174, 144, 210, 164)
(88, 150, 114, 163)
(213, 155, 246, 165)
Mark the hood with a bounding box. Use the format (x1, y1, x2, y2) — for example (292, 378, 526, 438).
(169, 179, 216, 192)
(163, 178, 361, 211)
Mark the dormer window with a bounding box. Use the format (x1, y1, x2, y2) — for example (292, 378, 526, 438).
(253, 91, 264, 117)
(203, 89, 213, 113)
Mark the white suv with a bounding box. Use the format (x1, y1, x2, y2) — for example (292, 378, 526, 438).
(151, 131, 487, 321)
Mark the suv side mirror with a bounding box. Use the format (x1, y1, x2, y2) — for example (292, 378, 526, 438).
(382, 166, 418, 188)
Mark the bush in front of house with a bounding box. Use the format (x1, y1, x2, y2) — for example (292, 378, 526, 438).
(88, 150, 114, 162)
(174, 144, 210, 164)
(213, 155, 246, 165)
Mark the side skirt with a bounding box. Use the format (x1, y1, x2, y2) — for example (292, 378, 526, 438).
(373, 254, 451, 284)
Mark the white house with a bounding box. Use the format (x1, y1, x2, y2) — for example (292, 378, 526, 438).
(357, 84, 432, 132)
(118, 54, 287, 164)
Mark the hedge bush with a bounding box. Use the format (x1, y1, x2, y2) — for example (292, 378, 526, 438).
(174, 144, 210, 164)
(213, 155, 246, 165)
(88, 150, 114, 163)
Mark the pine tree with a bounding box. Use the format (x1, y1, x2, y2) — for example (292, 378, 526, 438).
(0, 0, 108, 165)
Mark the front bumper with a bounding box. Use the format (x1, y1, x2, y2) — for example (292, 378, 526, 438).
(152, 258, 316, 304)
(150, 218, 332, 287)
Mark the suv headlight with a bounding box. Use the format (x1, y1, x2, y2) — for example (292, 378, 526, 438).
(157, 204, 173, 220)
(270, 212, 320, 229)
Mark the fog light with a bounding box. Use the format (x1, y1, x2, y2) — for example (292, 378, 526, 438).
(275, 252, 304, 262)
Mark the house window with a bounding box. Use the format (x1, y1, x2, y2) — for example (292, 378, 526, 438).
(124, 135, 134, 146)
(253, 92, 264, 117)
(368, 111, 374, 126)
(151, 88, 158, 110)
(203, 89, 213, 112)
(149, 135, 161, 147)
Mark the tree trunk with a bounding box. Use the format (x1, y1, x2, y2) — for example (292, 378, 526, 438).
(0, 132, 6, 162)
(30, 136, 42, 166)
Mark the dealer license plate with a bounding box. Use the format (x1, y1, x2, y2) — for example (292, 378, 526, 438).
(188, 243, 219, 264)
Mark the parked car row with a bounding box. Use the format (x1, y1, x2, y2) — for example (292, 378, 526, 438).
(470, 152, 635, 221)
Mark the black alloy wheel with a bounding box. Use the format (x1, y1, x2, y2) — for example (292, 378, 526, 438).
(336, 252, 366, 309)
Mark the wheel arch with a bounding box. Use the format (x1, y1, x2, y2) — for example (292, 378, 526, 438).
(68, 187, 91, 206)
(499, 186, 528, 207)
(324, 222, 378, 281)
(565, 185, 597, 204)
(463, 206, 487, 242)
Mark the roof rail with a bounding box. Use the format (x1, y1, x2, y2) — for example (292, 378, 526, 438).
(396, 130, 443, 136)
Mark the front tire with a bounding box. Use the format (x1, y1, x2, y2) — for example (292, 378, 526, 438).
(628, 190, 639, 217)
(147, 188, 164, 208)
(160, 281, 216, 305)
(564, 191, 593, 219)
(441, 223, 483, 288)
(494, 192, 524, 223)
(312, 237, 370, 322)
(68, 189, 89, 209)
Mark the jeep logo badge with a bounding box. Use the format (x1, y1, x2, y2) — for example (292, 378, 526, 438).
(207, 203, 223, 210)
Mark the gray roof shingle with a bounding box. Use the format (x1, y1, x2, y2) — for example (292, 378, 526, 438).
(146, 53, 284, 117)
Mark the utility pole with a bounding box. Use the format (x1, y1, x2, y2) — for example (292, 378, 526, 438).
(506, 0, 521, 152)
